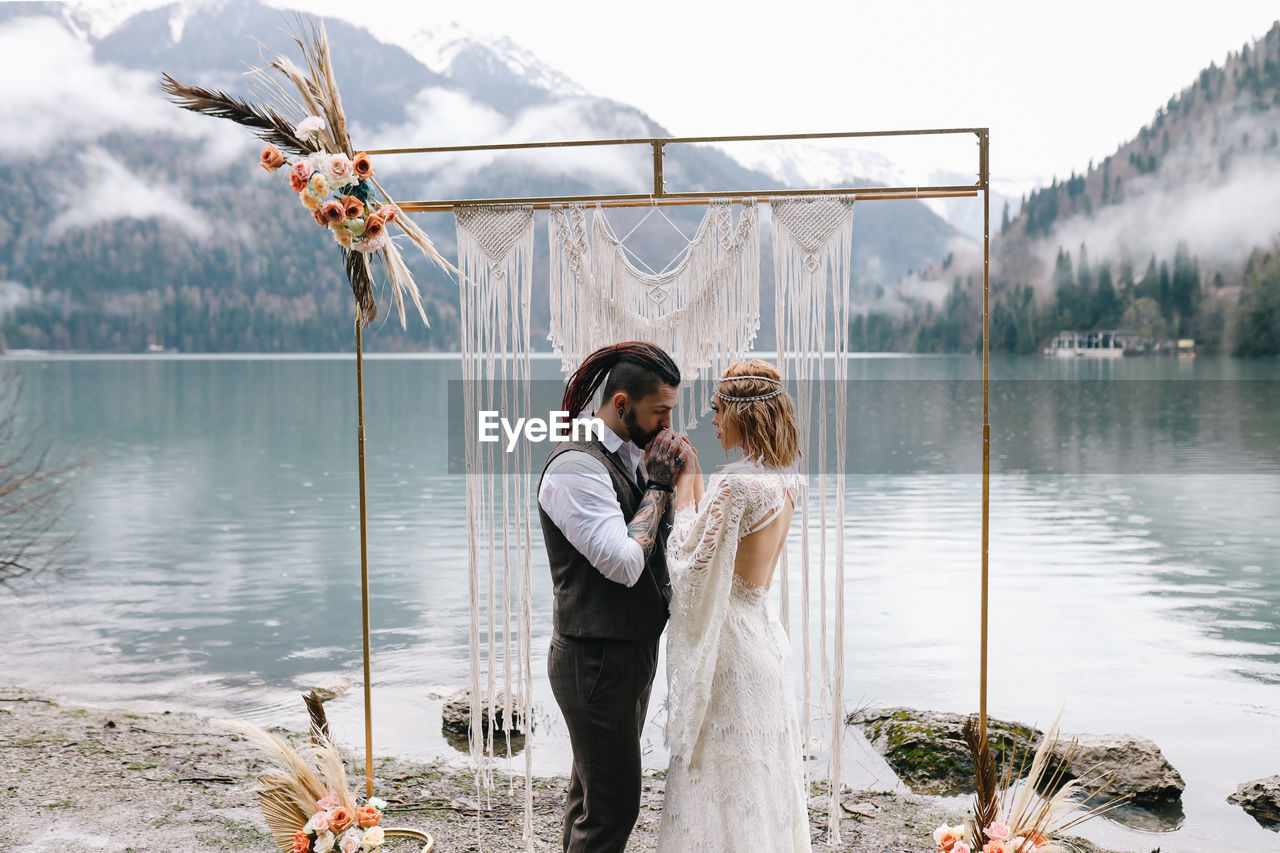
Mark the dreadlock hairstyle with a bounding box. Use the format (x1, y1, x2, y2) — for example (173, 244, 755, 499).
(562, 342, 681, 418)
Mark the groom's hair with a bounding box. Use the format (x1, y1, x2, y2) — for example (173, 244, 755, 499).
(562, 341, 681, 418)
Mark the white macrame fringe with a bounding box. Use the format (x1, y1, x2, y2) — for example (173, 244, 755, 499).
(548, 202, 761, 430)
(771, 195, 855, 845)
(458, 197, 856, 849)
(456, 204, 536, 853)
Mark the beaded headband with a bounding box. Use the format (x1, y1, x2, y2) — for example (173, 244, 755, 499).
(714, 375, 785, 402)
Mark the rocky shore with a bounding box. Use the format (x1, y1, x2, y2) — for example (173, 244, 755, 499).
(0, 686, 1129, 852)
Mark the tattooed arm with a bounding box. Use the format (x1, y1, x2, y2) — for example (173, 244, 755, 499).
(627, 429, 687, 558)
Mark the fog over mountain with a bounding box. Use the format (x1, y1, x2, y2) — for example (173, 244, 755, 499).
(0, 0, 959, 352)
(997, 23, 1280, 291)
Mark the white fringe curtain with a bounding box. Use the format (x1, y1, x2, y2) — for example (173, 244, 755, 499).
(771, 195, 855, 844)
(457, 197, 857, 849)
(455, 203, 536, 851)
(548, 201, 761, 428)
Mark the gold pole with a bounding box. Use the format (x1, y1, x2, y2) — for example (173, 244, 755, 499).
(979, 130, 991, 741)
(356, 309, 374, 799)
(399, 187, 978, 213)
(652, 140, 665, 198)
(363, 126, 989, 157)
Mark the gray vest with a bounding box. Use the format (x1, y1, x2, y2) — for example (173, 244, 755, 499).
(538, 438, 672, 640)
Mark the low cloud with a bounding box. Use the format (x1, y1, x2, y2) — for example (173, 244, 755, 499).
(359, 88, 653, 198)
(1025, 109, 1280, 276)
(48, 147, 212, 239)
(0, 14, 245, 159)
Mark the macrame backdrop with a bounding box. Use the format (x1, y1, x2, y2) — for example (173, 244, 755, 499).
(771, 195, 856, 844)
(454, 204, 537, 851)
(548, 201, 761, 428)
(457, 198, 856, 849)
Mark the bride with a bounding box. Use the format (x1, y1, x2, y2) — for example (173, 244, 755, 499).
(657, 360, 811, 852)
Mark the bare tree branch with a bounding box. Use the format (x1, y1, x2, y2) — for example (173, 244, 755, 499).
(0, 371, 84, 581)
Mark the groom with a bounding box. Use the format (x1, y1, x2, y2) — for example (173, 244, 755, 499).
(537, 341, 689, 853)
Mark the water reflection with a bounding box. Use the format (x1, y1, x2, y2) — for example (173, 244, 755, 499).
(0, 355, 1277, 852)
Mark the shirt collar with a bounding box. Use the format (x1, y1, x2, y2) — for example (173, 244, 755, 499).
(596, 420, 644, 468)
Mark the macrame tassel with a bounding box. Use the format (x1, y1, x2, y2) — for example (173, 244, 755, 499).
(771, 195, 855, 844)
(549, 202, 761, 431)
(455, 204, 536, 852)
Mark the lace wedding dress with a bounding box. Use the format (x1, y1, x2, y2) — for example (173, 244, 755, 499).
(657, 458, 811, 852)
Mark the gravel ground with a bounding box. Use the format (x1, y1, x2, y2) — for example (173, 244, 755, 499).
(0, 685, 1125, 852)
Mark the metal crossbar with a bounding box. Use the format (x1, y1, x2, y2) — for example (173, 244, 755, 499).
(364, 128, 987, 210)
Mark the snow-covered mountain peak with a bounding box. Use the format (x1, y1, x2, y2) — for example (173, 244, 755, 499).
(372, 20, 590, 99)
(61, 0, 188, 40)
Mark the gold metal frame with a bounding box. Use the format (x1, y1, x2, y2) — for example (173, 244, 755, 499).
(382, 828, 434, 851)
(351, 127, 994, 797)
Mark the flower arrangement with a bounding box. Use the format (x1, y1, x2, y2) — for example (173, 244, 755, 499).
(932, 712, 1128, 853)
(220, 716, 431, 853)
(162, 21, 455, 328)
(294, 792, 388, 853)
(258, 119, 397, 256)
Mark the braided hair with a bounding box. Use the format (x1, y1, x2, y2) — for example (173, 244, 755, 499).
(562, 341, 681, 418)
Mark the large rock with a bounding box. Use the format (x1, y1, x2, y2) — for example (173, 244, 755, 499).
(441, 687, 525, 737)
(1048, 734, 1184, 805)
(1228, 775, 1280, 827)
(848, 707, 1041, 796)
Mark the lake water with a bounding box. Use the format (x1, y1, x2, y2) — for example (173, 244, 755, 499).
(1, 353, 1277, 852)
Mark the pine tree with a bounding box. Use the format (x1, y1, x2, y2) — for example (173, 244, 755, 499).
(1054, 248, 1076, 328)
(1077, 243, 1095, 326)
(1095, 264, 1119, 328)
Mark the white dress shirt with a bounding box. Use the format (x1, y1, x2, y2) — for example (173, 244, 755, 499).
(537, 421, 646, 587)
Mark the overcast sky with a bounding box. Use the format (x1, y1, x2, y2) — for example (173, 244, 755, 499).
(263, 0, 1279, 192)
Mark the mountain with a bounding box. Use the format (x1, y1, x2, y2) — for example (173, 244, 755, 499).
(0, 0, 959, 353)
(834, 22, 1280, 357)
(997, 23, 1280, 292)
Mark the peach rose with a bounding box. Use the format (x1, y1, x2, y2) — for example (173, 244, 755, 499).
(291, 160, 314, 183)
(292, 830, 310, 853)
(935, 826, 965, 852)
(289, 169, 309, 193)
(328, 805, 353, 832)
(308, 172, 329, 196)
(312, 206, 328, 227)
(953, 843, 971, 853)
(355, 804, 381, 828)
(310, 811, 331, 833)
(320, 200, 345, 224)
(300, 189, 322, 210)
(352, 151, 373, 179)
(316, 794, 340, 811)
(260, 145, 286, 172)
(341, 196, 364, 219)
(378, 203, 400, 223)
(986, 822, 1011, 842)
(362, 826, 385, 846)
(981, 842, 1010, 853)
(363, 213, 385, 241)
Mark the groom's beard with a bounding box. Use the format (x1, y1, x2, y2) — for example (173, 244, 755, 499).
(623, 408, 660, 450)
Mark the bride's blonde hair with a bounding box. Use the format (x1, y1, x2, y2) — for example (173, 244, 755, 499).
(715, 360, 799, 467)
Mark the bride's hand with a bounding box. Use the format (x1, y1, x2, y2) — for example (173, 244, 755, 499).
(674, 435, 700, 479)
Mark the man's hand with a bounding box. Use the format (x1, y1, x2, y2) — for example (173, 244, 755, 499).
(644, 428, 687, 487)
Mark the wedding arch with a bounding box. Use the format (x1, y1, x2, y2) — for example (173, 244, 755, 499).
(161, 23, 1001, 851)
(366, 128, 995, 847)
